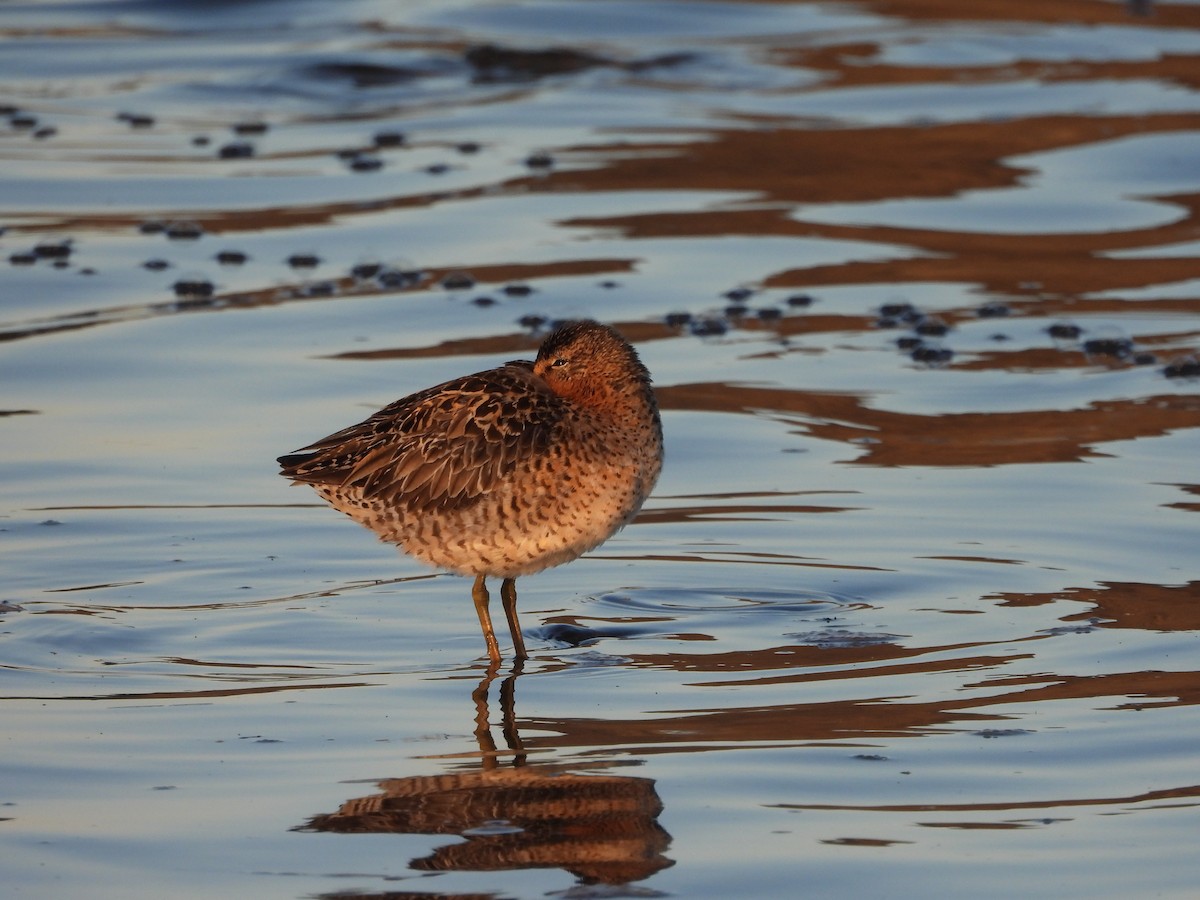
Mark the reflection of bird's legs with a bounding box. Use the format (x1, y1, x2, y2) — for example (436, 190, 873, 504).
(471, 658, 525, 769)
(500, 577, 527, 660)
(499, 659, 527, 766)
(472, 575, 501, 663)
(472, 659, 502, 770)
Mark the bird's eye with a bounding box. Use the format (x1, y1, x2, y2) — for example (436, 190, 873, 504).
(551, 357, 568, 367)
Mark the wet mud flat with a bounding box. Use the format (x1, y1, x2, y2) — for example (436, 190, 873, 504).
(3, 1, 1200, 898)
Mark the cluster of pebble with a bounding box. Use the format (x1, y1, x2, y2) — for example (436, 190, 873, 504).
(3, 104, 57, 140)
(874, 300, 958, 366)
(612, 284, 1199, 380)
(7, 218, 1200, 382)
(2, 106, 270, 155)
(436, 271, 539, 310)
(5, 100, 1197, 379)
(870, 299, 1197, 378)
(156, 239, 432, 307)
(328, 131, 553, 175)
(6, 237, 82, 270)
(662, 288, 815, 338)
(6, 103, 557, 179)
(1042, 313, 1199, 377)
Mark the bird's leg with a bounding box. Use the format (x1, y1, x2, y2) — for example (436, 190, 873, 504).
(472, 575, 501, 663)
(500, 577, 527, 660)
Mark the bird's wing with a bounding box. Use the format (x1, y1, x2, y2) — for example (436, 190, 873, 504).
(279, 364, 563, 509)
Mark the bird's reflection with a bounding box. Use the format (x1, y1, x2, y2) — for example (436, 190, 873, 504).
(297, 663, 674, 888)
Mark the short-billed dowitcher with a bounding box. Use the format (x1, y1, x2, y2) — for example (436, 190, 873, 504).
(278, 320, 663, 661)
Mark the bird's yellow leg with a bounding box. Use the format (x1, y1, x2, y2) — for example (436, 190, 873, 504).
(500, 577, 527, 660)
(472, 575, 501, 663)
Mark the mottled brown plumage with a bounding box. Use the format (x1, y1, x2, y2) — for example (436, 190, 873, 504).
(279, 320, 663, 661)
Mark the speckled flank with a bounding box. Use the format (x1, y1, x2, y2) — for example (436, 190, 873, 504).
(279, 320, 663, 660)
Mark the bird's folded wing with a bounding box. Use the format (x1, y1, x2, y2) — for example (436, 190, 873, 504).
(279, 366, 563, 509)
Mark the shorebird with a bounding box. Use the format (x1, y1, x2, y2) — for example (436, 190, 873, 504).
(278, 320, 663, 661)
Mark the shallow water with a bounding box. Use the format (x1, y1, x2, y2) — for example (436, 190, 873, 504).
(3, 1, 1200, 897)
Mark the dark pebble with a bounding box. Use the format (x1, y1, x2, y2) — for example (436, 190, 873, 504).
(192, 135, 210, 147)
(165, 221, 205, 240)
(424, 163, 450, 175)
(139, 221, 166, 235)
(756, 307, 782, 321)
(977, 301, 1010, 318)
(173, 278, 215, 298)
(142, 259, 171, 271)
(218, 141, 255, 159)
(457, 141, 481, 154)
(786, 293, 814, 307)
(724, 287, 754, 302)
(518, 314, 547, 329)
(665, 311, 692, 327)
(598, 280, 620, 289)
(34, 240, 72, 260)
(372, 130, 406, 148)
(525, 151, 554, 169)
(10, 113, 38, 129)
(879, 301, 918, 320)
(302, 281, 337, 297)
(350, 262, 382, 280)
(286, 253, 321, 269)
(118, 112, 155, 128)
(724, 303, 748, 318)
(501, 283, 533, 297)
(9, 252, 36, 265)
(232, 121, 268, 135)
(472, 295, 496, 307)
(1047, 321, 1083, 340)
(896, 336, 923, 350)
(1163, 356, 1200, 378)
(378, 268, 422, 289)
(215, 250, 248, 265)
(911, 345, 954, 365)
(690, 318, 728, 338)
(915, 317, 949, 337)
(440, 271, 475, 291)
(1083, 337, 1133, 358)
(1132, 352, 1157, 366)
(32, 126, 57, 140)
(348, 154, 383, 172)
